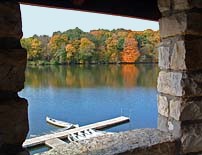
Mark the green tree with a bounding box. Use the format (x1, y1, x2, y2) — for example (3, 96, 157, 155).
(117, 37, 125, 51)
(64, 27, 85, 41)
(105, 36, 120, 63)
(48, 34, 68, 62)
(78, 38, 95, 63)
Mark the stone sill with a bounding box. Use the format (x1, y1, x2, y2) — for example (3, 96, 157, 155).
(37, 128, 178, 155)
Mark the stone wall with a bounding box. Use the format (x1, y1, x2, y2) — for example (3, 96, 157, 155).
(157, 0, 202, 154)
(0, 0, 29, 155)
(39, 129, 177, 155)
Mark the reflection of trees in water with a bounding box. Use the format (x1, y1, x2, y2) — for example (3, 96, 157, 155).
(25, 64, 158, 88)
(136, 64, 159, 88)
(25, 66, 67, 88)
(122, 65, 139, 88)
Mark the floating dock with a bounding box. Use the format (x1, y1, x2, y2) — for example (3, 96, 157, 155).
(23, 116, 129, 148)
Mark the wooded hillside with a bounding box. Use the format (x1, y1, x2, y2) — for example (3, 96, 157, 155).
(21, 28, 160, 65)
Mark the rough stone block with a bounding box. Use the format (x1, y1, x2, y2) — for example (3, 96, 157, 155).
(158, 114, 182, 138)
(0, 49, 27, 92)
(158, 43, 171, 70)
(174, 0, 202, 11)
(158, 0, 202, 13)
(158, 95, 169, 117)
(192, 0, 202, 8)
(158, 114, 169, 133)
(160, 12, 202, 38)
(0, 97, 29, 145)
(173, 0, 191, 11)
(158, 115, 202, 154)
(170, 41, 186, 70)
(0, 37, 22, 49)
(157, 71, 202, 97)
(170, 97, 202, 121)
(169, 98, 182, 121)
(157, 71, 183, 96)
(158, 94, 202, 121)
(0, 15, 22, 39)
(158, 0, 171, 13)
(0, 0, 21, 15)
(160, 13, 186, 38)
(181, 123, 202, 154)
(185, 38, 202, 70)
(158, 38, 202, 71)
(158, 40, 186, 70)
(0, 1, 22, 38)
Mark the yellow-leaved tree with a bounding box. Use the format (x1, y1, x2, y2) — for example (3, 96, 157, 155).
(66, 44, 76, 63)
(78, 37, 95, 63)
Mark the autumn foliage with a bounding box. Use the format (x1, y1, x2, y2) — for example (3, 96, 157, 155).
(21, 28, 160, 65)
(121, 35, 140, 63)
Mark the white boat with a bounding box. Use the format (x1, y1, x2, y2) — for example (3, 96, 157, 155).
(46, 116, 79, 129)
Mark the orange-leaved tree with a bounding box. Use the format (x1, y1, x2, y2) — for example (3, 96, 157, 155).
(121, 33, 140, 63)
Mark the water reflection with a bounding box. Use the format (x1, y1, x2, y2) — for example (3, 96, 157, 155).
(25, 64, 159, 89)
(122, 65, 139, 88)
(20, 64, 159, 141)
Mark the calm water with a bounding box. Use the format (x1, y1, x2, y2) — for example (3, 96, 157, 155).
(19, 64, 159, 138)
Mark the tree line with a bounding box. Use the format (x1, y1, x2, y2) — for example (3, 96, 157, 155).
(21, 28, 160, 65)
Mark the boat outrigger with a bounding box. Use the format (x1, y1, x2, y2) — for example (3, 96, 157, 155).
(46, 116, 79, 128)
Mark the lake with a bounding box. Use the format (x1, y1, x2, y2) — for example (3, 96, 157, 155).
(19, 64, 159, 152)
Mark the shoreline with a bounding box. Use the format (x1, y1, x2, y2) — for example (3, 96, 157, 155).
(27, 61, 158, 66)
